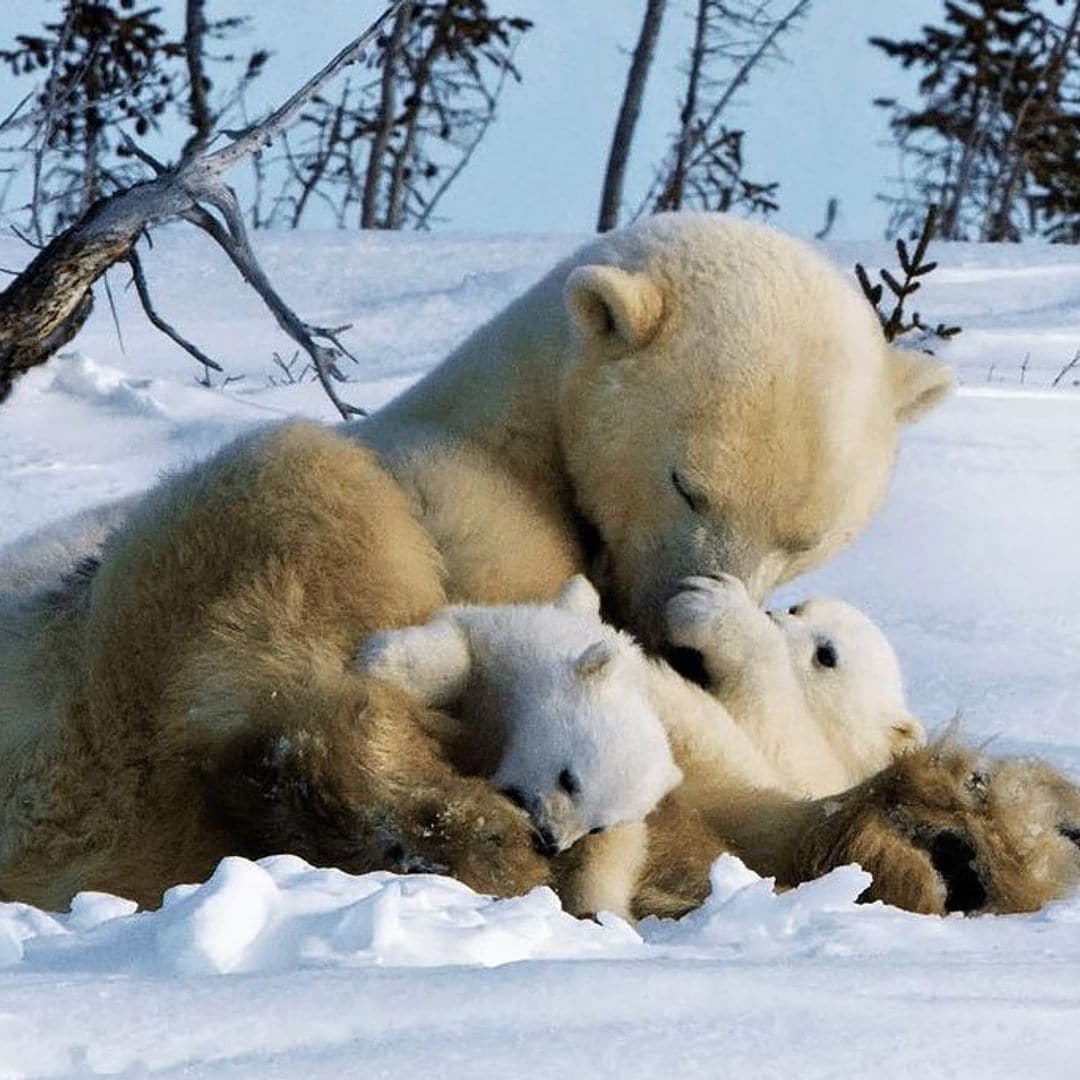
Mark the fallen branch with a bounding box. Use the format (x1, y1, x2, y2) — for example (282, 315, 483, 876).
(128, 245, 222, 382)
(0, 1, 408, 414)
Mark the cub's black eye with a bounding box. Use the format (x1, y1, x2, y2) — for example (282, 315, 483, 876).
(589, 826, 606, 836)
(813, 640, 839, 669)
(671, 470, 702, 514)
(788, 604, 804, 616)
(558, 769, 580, 797)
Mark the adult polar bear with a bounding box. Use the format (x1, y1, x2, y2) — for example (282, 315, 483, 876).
(0, 212, 958, 911)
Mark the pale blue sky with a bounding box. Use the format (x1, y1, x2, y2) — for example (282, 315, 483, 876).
(1, 1, 946, 239)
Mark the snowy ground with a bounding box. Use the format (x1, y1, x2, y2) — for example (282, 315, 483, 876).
(0, 229, 1078, 1077)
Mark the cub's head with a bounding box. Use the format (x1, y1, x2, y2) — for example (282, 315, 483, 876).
(357, 575, 682, 857)
(770, 597, 924, 773)
(555, 212, 953, 651)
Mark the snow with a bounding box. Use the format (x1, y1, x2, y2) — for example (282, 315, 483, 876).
(0, 228, 1078, 1076)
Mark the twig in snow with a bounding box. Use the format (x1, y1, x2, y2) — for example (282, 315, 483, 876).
(1051, 350, 1080, 389)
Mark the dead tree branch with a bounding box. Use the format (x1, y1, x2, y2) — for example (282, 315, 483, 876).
(0, 1, 408, 412)
(128, 244, 222, 381)
(1051, 349, 1080, 389)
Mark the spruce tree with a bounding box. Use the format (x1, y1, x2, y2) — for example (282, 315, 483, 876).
(872, 0, 1080, 242)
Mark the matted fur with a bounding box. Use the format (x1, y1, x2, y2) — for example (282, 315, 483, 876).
(0, 423, 547, 908)
(630, 738, 1080, 918)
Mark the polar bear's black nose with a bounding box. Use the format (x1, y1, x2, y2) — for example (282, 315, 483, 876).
(534, 828, 559, 857)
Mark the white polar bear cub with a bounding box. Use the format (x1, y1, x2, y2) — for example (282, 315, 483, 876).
(665, 573, 924, 799)
(357, 575, 683, 857)
(358, 573, 923, 919)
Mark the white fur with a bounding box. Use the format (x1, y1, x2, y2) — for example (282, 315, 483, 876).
(359, 572, 922, 919)
(664, 573, 924, 797)
(357, 576, 683, 856)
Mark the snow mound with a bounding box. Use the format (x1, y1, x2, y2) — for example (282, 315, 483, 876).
(9, 852, 1068, 982)
(0, 856, 642, 976)
(45, 354, 169, 417)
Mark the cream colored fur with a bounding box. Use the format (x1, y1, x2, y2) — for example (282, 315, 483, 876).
(359, 575, 925, 919)
(0, 212, 967, 913)
(665, 574, 924, 796)
(350, 212, 953, 648)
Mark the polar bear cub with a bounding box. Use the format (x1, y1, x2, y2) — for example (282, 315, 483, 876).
(665, 573, 924, 798)
(358, 573, 923, 919)
(357, 576, 683, 857)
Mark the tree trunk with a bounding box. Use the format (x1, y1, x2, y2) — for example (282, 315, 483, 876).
(597, 0, 667, 233)
(662, 0, 709, 212)
(984, 1, 1080, 242)
(361, 3, 413, 229)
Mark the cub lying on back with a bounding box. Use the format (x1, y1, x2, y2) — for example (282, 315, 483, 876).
(358, 574, 923, 918)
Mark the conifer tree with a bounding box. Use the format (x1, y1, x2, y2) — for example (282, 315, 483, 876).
(872, 0, 1080, 242)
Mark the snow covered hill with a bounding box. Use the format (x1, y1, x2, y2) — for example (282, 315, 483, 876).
(0, 229, 1078, 1077)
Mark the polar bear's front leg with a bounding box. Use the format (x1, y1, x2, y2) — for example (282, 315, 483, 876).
(553, 822, 649, 921)
(356, 617, 471, 708)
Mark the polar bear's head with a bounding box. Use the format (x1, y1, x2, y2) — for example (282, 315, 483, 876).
(556, 213, 953, 651)
(773, 597, 924, 773)
(357, 576, 682, 856)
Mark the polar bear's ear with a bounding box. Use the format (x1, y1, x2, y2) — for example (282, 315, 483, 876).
(555, 574, 602, 617)
(889, 348, 955, 423)
(574, 639, 617, 680)
(565, 265, 666, 351)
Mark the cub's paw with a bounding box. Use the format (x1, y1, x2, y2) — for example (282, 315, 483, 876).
(664, 574, 775, 684)
(795, 740, 1080, 915)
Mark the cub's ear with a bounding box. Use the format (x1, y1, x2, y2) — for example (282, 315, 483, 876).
(565, 265, 665, 351)
(574, 639, 617, 680)
(555, 574, 602, 617)
(889, 347, 955, 423)
(356, 617, 471, 708)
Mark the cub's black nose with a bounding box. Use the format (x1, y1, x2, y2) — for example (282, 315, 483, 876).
(501, 786, 528, 811)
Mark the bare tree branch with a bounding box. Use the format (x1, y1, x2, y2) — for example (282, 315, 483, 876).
(0, 2, 408, 412)
(207, 1, 407, 175)
(128, 244, 223, 379)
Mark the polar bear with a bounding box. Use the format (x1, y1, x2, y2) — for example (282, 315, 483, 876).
(357, 576, 683, 856)
(357, 574, 924, 918)
(664, 573, 924, 797)
(4, 212, 1061, 918)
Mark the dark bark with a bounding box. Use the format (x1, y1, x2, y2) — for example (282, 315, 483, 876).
(0, 2, 405, 409)
(361, 3, 413, 229)
(597, 0, 667, 232)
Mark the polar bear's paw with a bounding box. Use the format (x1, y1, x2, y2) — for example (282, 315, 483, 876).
(409, 783, 553, 898)
(795, 740, 1080, 915)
